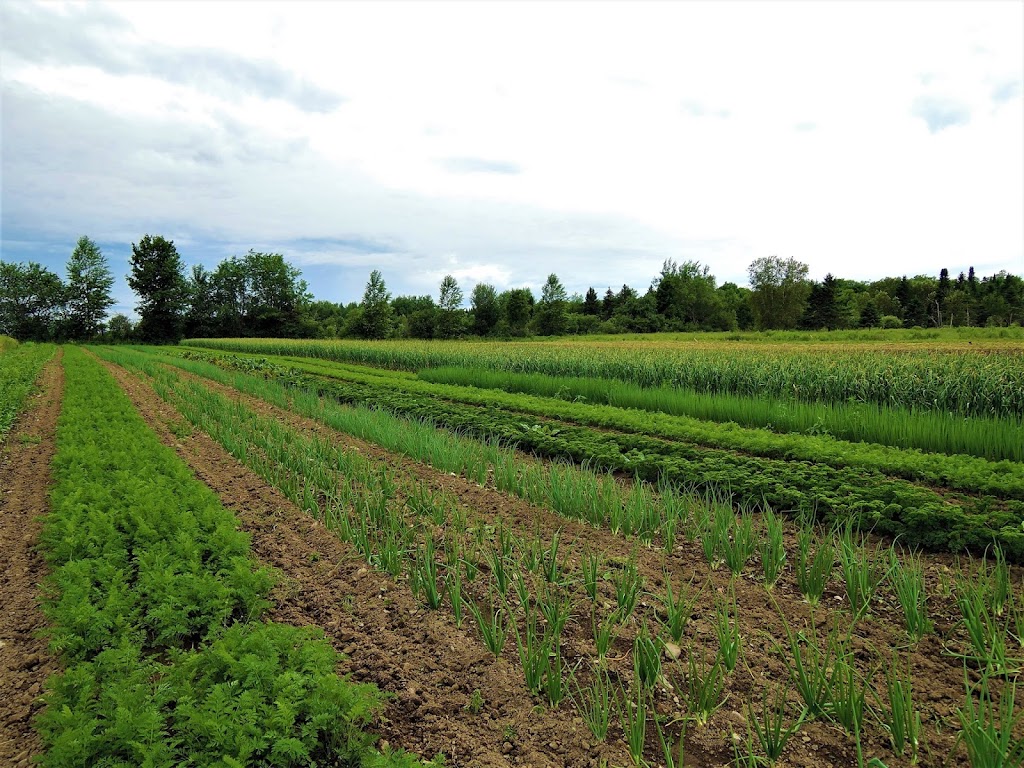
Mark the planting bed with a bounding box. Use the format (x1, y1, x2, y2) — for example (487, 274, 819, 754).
(93, 343, 1023, 767)
(0, 354, 63, 767)
(5, 334, 1023, 768)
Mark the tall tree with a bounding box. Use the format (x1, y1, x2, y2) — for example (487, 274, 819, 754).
(747, 255, 811, 329)
(582, 287, 600, 316)
(801, 273, 841, 330)
(241, 250, 311, 336)
(64, 236, 114, 340)
(933, 267, 951, 326)
(501, 288, 534, 336)
(471, 283, 500, 336)
(654, 259, 719, 328)
(859, 298, 881, 328)
(436, 274, 464, 339)
(0, 261, 66, 341)
(128, 235, 187, 343)
(184, 264, 217, 338)
(358, 269, 393, 339)
(106, 313, 135, 342)
(601, 288, 616, 320)
(716, 282, 753, 330)
(536, 273, 568, 335)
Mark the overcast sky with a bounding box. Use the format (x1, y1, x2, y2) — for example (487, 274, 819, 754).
(2, 1, 1021, 315)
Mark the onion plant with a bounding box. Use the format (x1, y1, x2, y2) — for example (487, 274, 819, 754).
(876, 658, 921, 761)
(760, 506, 787, 590)
(466, 595, 507, 657)
(619, 682, 648, 766)
(611, 554, 643, 623)
(957, 671, 1024, 767)
(570, 666, 613, 741)
(747, 684, 806, 764)
(581, 548, 601, 601)
(682, 653, 727, 727)
(633, 622, 662, 691)
(662, 575, 701, 643)
(837, 521, 892, 620)
(890, 549, 931, 642)
(715, 592, 742, 672)
(796, 528, 834, 606)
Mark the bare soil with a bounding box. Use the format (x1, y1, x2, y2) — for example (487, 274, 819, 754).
(102, 355, 1020, 768)
(0, 355, 63, 768)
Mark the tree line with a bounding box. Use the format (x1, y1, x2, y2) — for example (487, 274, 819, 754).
(2, 236, 1022, 343)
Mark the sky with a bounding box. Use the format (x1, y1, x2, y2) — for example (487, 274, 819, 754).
(2, 1, 1022, 316)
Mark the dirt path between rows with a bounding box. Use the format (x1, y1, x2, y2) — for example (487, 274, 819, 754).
(100, 358, 626, 767)
(0, 354, 64, 768)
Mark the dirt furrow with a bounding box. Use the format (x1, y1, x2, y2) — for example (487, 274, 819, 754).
(0, 354, 64, 768)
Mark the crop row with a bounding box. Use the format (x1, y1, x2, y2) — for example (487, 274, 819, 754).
(183, 337, 1024, 419)
(418, 365, 1023, 463)
(176, 348, 1024, 502)
(0, 342, 55, 437)
(38, 348, 426, 768)
(158, 348, 1024, 560)
(106, 346, 1024, 767)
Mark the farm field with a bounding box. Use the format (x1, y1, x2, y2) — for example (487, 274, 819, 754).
(2, 333, 1023, 767)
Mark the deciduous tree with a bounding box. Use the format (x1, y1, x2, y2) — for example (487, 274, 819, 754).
(536, 273, 568, 335)
(65, 236, 114, 340)
(128, 234, 187, 343)
(436, 275, 465, 339)
(471, 283, 500, 336)
(358, 269, 393, 339)
(747, 255, 811, 330)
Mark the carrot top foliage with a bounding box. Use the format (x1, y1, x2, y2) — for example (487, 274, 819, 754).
(37, 348, 430, 768)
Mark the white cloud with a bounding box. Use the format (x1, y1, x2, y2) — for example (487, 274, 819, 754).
(2, 0, 1021, 303)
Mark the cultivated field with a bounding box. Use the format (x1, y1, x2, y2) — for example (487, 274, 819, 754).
(2, 332, 1023, 767)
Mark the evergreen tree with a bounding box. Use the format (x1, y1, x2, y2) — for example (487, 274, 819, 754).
(128, 234, 187, 343)
(859, 299, 881, 328)
(65, 236, 114, 340)
(601, 288, 616, 320)
(583, 287, 599, 316)
(802, 273, 841, 330)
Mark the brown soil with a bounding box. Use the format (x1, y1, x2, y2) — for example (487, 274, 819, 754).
(0, 354, 64, 767)
(101, 354, 1021, 768)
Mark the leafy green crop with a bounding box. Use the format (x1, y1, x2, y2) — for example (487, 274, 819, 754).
(171, 347, 1024, 502)
(37, 348, 425, 767)
(0, 342, 55, 437)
